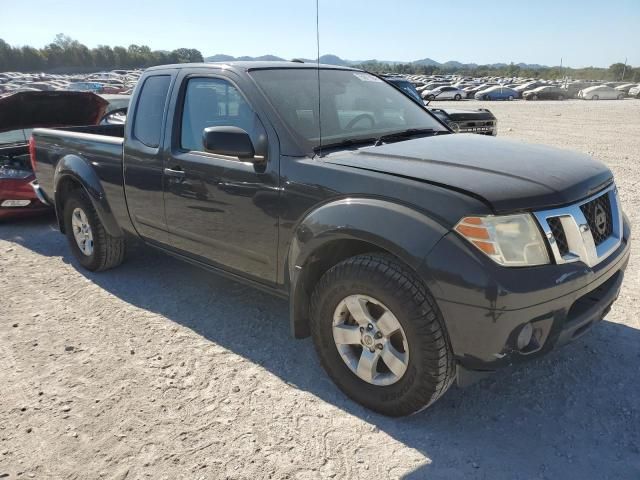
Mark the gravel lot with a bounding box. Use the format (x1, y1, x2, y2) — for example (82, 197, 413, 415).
(1, 99, 639, 480)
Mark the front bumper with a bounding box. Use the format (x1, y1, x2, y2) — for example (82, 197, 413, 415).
(421, 215, 631, 375)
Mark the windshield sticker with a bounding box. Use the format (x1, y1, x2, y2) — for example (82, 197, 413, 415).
(353, 73, 383, 83)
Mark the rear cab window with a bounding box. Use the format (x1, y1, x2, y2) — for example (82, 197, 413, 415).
(133, 75, 171, 148)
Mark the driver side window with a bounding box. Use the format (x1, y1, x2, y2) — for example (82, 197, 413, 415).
(180, 77, 257, 152)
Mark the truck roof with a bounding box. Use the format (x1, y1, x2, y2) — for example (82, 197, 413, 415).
(145, 61, 359, 72)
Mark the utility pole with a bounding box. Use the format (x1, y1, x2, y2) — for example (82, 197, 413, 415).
(622, 57, 627, 81)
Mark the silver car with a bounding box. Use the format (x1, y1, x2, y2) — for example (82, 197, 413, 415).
(422, 85, 465, 101)
(578, 85, 626, 100)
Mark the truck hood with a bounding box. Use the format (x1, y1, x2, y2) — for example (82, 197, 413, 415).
(0, 91, 108, 133)
(322, 134, 613, 213)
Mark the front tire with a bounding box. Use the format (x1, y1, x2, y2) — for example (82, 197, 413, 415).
(63, 189, 125, 271)
(310, 254, 455, 416)
(592, 95, 599, 100)
(454, 94, 461, 100)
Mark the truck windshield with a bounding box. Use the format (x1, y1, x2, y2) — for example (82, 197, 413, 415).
(250, 68, 445, 151)
(0, 129, 30, 146)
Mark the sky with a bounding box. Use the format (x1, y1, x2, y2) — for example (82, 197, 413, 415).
(2, 0, 639, 68)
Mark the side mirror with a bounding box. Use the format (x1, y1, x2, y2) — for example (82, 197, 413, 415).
(203, 126, 255, 159)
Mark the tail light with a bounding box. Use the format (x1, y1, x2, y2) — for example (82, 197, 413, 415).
(28, 137, 37, 172)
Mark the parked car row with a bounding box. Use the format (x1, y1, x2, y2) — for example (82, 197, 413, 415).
(381, 76, 498, 135)
(0, 70, 142, 96)
(386, 72, 640, 101)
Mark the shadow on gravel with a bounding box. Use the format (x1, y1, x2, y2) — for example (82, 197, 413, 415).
(2, 217, 639, 479)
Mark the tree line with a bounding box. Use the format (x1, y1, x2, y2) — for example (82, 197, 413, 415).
(354, 60, 640, 82)
(1, 34, 637, 83)
(0, 34, 203, 73)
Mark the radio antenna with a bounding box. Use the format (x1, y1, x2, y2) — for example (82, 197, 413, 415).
(315, 0, 322, 156)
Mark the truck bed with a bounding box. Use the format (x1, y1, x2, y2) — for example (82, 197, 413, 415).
(32, 124, 125, 212)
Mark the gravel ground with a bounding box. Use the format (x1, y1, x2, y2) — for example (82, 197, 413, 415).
(1, 99, 639, 480)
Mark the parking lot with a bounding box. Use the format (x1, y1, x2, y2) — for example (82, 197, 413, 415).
(1, 99, 639, 479)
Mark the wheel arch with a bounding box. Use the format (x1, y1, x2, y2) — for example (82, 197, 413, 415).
(287, 198, 448, 338)
(53, 154, 122, 237)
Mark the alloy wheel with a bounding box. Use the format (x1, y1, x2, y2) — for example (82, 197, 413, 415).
(71, 207, 94, 256)
(332, 294, 409, 386)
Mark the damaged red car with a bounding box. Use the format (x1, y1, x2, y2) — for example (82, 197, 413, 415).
(0, 91, 108, 220)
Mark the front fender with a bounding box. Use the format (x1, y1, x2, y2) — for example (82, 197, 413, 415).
(54, 154, 123, 237)
(287, 197, 449, 337)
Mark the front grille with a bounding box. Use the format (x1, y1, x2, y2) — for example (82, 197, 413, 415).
(459, 121, 494, 128)
(534, 185, 621, 268)
(580, 194, 613, 246)
(457, 120, 495, 134)
(547, 217, 569, 256)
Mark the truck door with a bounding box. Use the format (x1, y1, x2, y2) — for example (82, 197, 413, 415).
(162, 73, 280, 283)
(123, 74, 174, 244)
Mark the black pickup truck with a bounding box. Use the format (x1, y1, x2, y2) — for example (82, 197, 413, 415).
(32, 62, 630, 416)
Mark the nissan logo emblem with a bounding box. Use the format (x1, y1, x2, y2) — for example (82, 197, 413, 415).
(594, 204, 608, 236)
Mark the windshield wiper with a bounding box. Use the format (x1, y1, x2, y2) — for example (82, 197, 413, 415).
(313, 137, 378, 154)
(374, 128, 441, 146)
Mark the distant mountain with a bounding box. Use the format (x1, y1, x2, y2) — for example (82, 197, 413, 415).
(318, 54, 349, 66)
(239, 54, 286, 61)
(205, 53, 550, 70)
(412, 57, 441, 66)
(516, 62, 546, 69)
(205, 54, 237, 62)
(442, 60, 479, 69)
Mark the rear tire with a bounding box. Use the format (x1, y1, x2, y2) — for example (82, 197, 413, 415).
(63, 189, 125, 272)
(617, 94, 625, 100)
(310, 253, 455, 416)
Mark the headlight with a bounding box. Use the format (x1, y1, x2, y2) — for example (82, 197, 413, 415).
(454, 214, 550, 267)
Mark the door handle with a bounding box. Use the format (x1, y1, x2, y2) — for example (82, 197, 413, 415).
(164, 167, 185, 178)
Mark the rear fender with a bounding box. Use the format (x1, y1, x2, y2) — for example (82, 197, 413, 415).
(54, 154, 122, 237)
(287, 198, 448, 337)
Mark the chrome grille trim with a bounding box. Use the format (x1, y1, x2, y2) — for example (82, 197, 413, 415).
(533, 184, 622, 267)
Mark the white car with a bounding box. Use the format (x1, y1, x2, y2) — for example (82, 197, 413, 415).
(417, 82, 450, 93)
(578, 85, 626, 100)
(628, 84, 640, 98)
(422, 85, 465, 101)
(614, 83, 637, 94)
